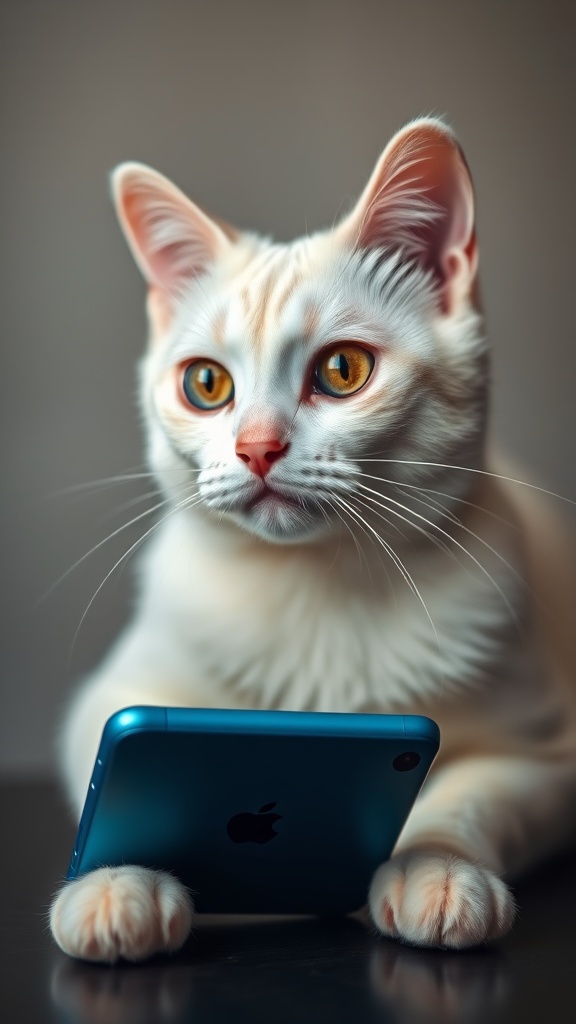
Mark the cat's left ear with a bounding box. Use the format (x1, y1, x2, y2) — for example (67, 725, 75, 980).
(111, 162, 233, 293)
(337, 118, 477, 314)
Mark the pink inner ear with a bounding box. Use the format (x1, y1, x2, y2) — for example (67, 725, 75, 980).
(112, 163, 229, 293)
(341, 120, 477, 311)
(123, 188, 214, 289)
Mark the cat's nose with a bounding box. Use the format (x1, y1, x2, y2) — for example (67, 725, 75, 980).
(235, 439, 289, 478)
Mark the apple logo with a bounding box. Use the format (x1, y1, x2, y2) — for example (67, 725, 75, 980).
(226, 802, 282, 844)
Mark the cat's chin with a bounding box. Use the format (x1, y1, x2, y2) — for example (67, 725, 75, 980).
(226, 494, 327, 545)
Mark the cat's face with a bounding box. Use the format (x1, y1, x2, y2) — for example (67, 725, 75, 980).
(113, 119, 487, 544)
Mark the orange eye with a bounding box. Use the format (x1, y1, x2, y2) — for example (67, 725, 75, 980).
(314, 344, 374, 398)
(182, 360, 234, 411)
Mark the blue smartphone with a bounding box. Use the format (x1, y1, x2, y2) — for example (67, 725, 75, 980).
(67, 707, 439, 914)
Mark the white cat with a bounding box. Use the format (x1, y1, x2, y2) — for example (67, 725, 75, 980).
(50, 118, 576, 962)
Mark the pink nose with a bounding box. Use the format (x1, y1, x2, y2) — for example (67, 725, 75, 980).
(235, 439, 288, 478)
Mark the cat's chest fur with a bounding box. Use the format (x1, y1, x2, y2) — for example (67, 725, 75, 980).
(137, 511, 519, 715)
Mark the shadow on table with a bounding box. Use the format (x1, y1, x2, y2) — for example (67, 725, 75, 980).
(49, 915, 510, 1024)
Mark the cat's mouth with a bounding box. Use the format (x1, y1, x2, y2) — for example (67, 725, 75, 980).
(224, 481, 325, 541)
(246, 484, 303, 512)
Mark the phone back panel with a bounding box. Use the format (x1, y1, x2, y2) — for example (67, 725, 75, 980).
(68, 708, 439, 914)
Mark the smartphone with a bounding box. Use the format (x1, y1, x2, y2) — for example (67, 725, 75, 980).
(67, 707, 439, 914)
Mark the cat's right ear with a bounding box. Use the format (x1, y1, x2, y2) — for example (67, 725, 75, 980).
(111, 163, 231, 294)
(335, 118, 477, 316)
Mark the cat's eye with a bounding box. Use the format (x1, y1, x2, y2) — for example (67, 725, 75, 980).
(182, 360, 235, 411)
(314, 344, 375, 398)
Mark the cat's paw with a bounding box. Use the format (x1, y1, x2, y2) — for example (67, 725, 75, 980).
(50, 866, 193, 962)
(368, 851, 515, 949)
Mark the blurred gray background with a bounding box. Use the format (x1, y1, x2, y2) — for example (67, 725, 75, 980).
(1, 0, 575, 777)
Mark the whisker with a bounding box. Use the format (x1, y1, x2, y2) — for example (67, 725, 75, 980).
(347, 458, 576, 508)
(353, 469, 516, 529)
(97, 487, 163, 522)
(310, 498, 344, 577)
(354, 481, 523, 630)
(395, 486, 462, 528)
(390, 485, 528, 583)
(332, 494, 442, 662)
(324, 493, 373, 581)
(35, 488, 198, 607)
(348, 469, 535, 611)
(357, 474, 497, 566)
(96, 481, 194, 524)
(44, 471, 162, 500)
(396, 480, 514, 528)
(357, 478, 525, 590)
(385, 483, 546, 616)
(342, 488, 449, 603)
(354, 485, 457, 563)
(327, 492, 397, 602)
(67, 491, 204, 666)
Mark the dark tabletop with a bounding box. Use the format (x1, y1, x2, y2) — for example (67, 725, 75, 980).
(1, 781, 575, 1024)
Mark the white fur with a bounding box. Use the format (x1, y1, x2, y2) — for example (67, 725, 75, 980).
(50, 118, 576, 961)
(368, 852, 515, 948)
(50, 866, 193, 962)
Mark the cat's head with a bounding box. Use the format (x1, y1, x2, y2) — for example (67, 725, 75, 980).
(112, 118, 487, 546)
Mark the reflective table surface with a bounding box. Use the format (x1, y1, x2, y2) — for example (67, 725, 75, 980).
(2, 782, 575, 1024)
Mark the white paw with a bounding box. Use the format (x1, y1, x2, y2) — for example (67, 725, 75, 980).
(368, 851, 515, 949)
(50, 866, 194, 962)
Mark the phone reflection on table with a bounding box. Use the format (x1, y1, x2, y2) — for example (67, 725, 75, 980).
(50, 914, 511, 1024)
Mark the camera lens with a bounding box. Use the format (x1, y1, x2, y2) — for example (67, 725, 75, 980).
(393, 751, 421, 772)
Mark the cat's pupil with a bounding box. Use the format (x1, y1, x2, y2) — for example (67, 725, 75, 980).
(199, 367, 214, 394)
(335, 354, 349, 381)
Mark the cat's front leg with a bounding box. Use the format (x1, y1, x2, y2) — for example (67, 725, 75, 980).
(53, 640, 234, 961)
(50, 866, 193, 962)
(51, 669, 200, 963)
(368, 754, 576, 949)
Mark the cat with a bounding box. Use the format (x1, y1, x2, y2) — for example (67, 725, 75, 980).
(49, 117, 576, 962)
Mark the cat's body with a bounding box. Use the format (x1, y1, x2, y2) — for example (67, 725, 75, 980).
(50, 119, 576, 962)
